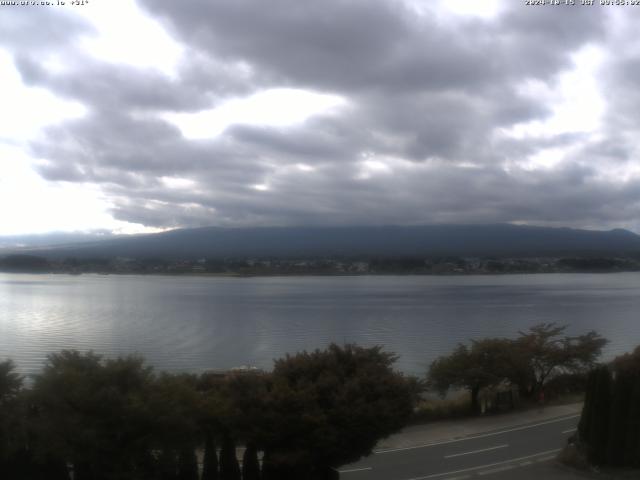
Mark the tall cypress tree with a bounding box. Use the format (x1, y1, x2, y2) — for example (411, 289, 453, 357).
(158, 449, 179, 480)
(260, 450, 275, 480)
(219, 435, 241, 480)
(578, 368, 597, 443)
(606, 371, 633, 466)
(624, 374, 640, 467)
(242, 443, 261, 480)
(177, 447, 199, 480)
(589, 366, 612, 465)
(202, 433, 219, 480)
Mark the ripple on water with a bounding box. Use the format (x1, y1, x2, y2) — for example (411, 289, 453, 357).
(2, 273, 640, 376)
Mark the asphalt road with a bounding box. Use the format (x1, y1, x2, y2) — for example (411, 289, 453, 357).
(339, 414, 580, 480)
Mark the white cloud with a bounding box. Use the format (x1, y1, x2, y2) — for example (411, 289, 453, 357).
(501, 46, 606, 141)
(0, 145, 159, 235)
(163, 88, 347, 140)
(73, 0, 183, 75)
(0, 49, 86, 143)
(160, 176, 196, 190)
(440, 0, 504, 18)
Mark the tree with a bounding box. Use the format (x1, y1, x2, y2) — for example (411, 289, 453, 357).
(624, 374, 640, 467)
(606, 369, 634, 466)
(219, 435, 241, 480)
(0, 359, 26, 476)
(428, 325, 607, 411)
(261, 344, 417, 476)
(0, 360, 22, 401)
(201, 432, 219, 480)
(612, 345, 640, 374)
(177, 447, 199, 480)
(428, 339, 520, 413)
(516, 323, 607, 397)
(242, 443, 261, 480)
(587, 365, 612, 465)
(29, 350, 158, 480)
(577, 346, 640, 468)
(147, 373, 202, 480)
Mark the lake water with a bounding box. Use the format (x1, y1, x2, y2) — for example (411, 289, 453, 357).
(1, 273, 638, 376)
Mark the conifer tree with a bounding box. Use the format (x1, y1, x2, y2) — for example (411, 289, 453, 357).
(202, 433, 219, 480)
(606, 371, 633, 465)
(623, 374, 640, 467)
(588, 366, 612, 465)
(158, 449, 179, 480)
(578, 368, 597, 442)
(177, 447, 199, 480)
(219, 435, 241, 480)
(242, 443, 261, 480)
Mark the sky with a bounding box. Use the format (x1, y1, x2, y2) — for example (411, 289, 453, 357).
(1, 0, 640, 236)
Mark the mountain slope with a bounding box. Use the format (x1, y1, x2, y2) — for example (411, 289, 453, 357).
(9, 224, 640, 259)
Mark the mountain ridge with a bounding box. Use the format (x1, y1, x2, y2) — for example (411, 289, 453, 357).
(4, 224, 640, 260)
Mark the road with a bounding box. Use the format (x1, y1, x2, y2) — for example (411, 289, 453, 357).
(339, 414, 580, 480)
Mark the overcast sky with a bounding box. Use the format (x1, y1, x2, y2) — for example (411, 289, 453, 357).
(1, 0, 639, 236)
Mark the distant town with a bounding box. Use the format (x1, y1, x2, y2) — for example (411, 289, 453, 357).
(1, 254, 640, 276)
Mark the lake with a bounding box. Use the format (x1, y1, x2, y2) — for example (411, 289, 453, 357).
(1, 273, 638, 376)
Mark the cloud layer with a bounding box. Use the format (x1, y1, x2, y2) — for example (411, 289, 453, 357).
(5, 0, 640, 232)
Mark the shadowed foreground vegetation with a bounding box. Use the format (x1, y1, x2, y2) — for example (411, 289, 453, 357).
(0, 344, 418, 480)
(0, 324, 623, 479)
(569, 346, 640, 470)
(427, 323, 608, 414)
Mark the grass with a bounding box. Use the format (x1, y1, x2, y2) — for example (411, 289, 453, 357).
(410, 391, 473, 424)
(409, 390, 584, 425)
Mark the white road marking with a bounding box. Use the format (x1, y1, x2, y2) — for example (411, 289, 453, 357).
(376, 415, 579, 454)
(339, 466, 373, 474)
(402, 448, 561, 480)
(444, 444, 508, 459)
(478, 465, 515, 475)
(562, 428, 577, 434)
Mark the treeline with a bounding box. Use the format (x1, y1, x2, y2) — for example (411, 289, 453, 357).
(0, 255, 50, 273)
(427, 323, 608, 413)
(0, 345, 418, 480)
(0, 326, 630, 478)
(577, 346, 640, 468)
(3, 254, 640, 275)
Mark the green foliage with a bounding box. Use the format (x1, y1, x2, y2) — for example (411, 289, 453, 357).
(0, 359, 27, 476)
(177, 447, 199, 480)
(613, 345, 640, 374)
(516, 323, 607, 396)
(241, 443, 261, 480)
(0, 255, 50, 272)
(263, 343, 416, 473)
(219, 435, 241, 480)
(201, 433, 219, 480)
(428, 338, 523, 412)
(412, 392, 472, 423)
(624, 375, 640, 467)
(428, 323, 608, 412)
(588, 365, 612, 465)
(147, 372, 201, 450)
(30, 350, 158, 479)
(217, 371, 271, 446)
(0, 359, 22, 401)
(577, 346, 640, 468)
(2, 344, 418, 478)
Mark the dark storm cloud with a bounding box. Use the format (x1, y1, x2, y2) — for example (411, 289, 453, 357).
(137, 0, 604, 94)
(31, 110, 271, 187)
(14, 0, 639, 231)
(130, 0, 606, 165)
